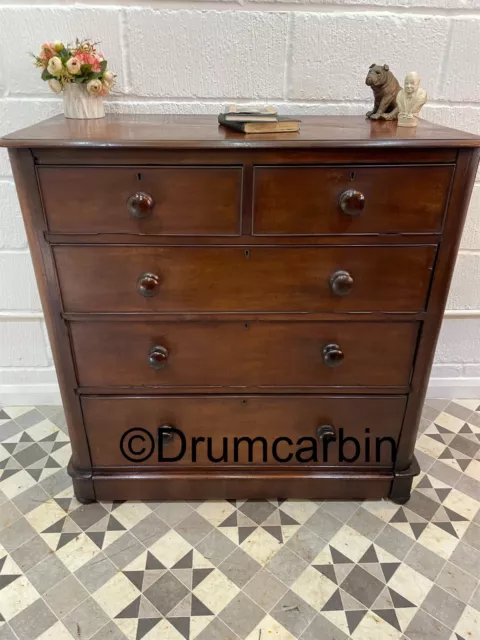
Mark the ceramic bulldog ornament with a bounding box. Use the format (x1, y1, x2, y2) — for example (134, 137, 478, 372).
(365, 63, 401, 120)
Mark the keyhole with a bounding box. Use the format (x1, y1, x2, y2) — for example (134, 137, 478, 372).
(244, 250, 250, 259)
(350, 171, 356, 181)
(137, 173, 142, 181)
(244, 323, 249, 329)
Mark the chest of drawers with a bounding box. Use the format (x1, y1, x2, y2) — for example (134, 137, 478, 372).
(3, 114, 479, 504)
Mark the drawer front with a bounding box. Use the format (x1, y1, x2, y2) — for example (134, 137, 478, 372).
(55, 245, 436, 313)
(38, 166, 242, 235)
(253, 165, 453, 235)
(71, 321, 418, 388)
(82, 395, 406, 467)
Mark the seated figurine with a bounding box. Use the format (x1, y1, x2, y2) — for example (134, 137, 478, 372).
(365, 63, 400, 120)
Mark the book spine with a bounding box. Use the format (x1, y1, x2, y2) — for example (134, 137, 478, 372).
(218, 115, 246, 133)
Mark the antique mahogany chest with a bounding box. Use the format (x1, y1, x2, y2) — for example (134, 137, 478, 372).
(3, 114, 479, 504)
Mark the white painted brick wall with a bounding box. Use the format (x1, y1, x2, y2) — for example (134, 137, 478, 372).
(436, 319, 480, 363)
(0, 322, 50, 367)
(460, 185, 480, 250)
(289, 13, 449, 100)
(0, 0, 479, 401)
(0, 253, 42, 311)
(447, 254, 480, 310)
(0, 181, 27, 249)
(441, 18, 480, 101)
(127, 10, 289, 98)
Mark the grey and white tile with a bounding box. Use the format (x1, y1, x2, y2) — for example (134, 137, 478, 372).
(0, 399, 479, 639)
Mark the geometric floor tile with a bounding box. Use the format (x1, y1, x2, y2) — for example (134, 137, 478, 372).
(0, 400, 479, 639)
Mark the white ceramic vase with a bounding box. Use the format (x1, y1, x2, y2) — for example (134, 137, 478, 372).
(63, 83, 105, 119)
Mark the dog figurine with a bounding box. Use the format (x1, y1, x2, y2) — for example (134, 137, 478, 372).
(365, 63, 401, 120)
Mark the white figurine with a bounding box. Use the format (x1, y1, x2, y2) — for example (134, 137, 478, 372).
(396, 72, 427, 127)
(380, 71, 427, 127)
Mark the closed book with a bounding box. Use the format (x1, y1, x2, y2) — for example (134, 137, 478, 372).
(224, 104, 277, 116)
(218, 114, 300, 134)
(223, 112, 278, 122)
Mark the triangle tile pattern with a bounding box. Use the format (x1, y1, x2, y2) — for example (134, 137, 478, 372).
(109, 546, 217, 627)
(214, 499, 303, 548)
(0, 401, 479, 639)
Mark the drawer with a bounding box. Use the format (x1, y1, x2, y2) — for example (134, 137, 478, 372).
(253, 165, 453, 235)
(54, 245, 436, 313)
(82, 395, 406, 468)
(38, 166, 242, 235)
(71, 320, 419, 388)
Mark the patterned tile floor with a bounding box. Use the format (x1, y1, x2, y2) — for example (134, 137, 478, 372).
(0, 400, 479, 640)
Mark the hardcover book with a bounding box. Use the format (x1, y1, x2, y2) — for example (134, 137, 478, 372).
(218, 113, 300, 134)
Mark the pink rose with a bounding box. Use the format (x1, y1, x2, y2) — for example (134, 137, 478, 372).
(40, 43, 55, 61)
(75, 52, 101, 71)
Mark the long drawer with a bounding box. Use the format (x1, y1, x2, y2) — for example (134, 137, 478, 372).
(82, 395, 406, 468)
(253, 165, 453, 235)
(71, 320, 418, 388)
(38, 166, 243, 236)
(54, 245, 436, 313)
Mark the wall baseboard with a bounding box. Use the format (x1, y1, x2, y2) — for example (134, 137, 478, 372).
(427, 378, 480, 399)
(0, 384, 61, 406)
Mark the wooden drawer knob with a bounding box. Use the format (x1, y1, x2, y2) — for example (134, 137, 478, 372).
(137, 272, 160, 297)
(159, 425, 175, 444)
(317, 424, 337, 441)
(330, 270, 354, 296)
(339, 189, 365, 215)
(127, 192, 154, 219)
(322, 343, 344, 367)
(148, 345, 169, 370)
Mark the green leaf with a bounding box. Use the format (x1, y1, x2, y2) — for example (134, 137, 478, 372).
(41, 69, 54, 81)
(88, 71, 102, 80)
(100, 59, 108, 73)
(80, 64, 92, 75)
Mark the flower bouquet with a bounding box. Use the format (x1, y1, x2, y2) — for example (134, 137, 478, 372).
(32, 39, 115, 119)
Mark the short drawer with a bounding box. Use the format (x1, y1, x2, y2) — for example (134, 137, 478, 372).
(71, 320, 418, 389)
(253, 165, 453, 235)
(82, 395, 406, 468)
(54, 245, 436, 313)
(38, 166, 242, 235)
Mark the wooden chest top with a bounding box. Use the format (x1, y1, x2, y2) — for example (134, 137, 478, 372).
(2, 114, 480, 149)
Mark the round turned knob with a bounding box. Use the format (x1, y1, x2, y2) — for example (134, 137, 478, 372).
(330, 270, 354, 297)
(159, 425, 175, 444)
(339, 189, 365, 215)
(148, 345, 169, 370)
(127, 192, 154, 219)
(137, 273, 160, 298)
(322, 343, 344, 368)
(317, 424, 337, 441)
